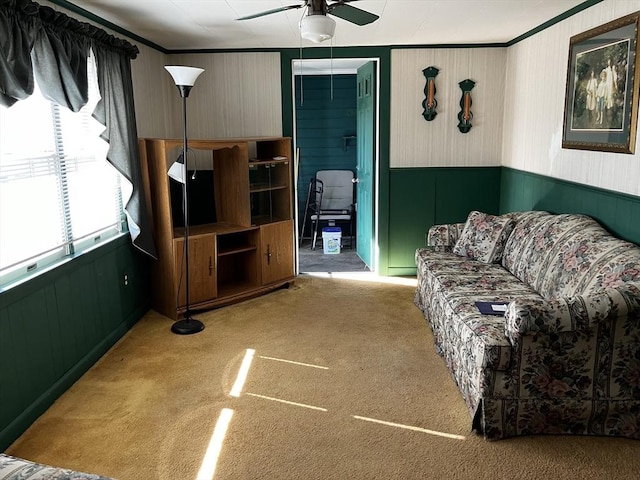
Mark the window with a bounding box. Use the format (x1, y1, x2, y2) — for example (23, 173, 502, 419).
(0, 53, 125, 287)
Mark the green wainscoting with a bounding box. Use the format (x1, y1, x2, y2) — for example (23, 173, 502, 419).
(0, 235, 150, 450)
(387, 167, 502, 275)
(500, 167, 640, 245)
(388, 166, 640, 276)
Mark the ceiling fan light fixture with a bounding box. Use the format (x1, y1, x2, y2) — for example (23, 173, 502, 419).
(300, 15, 336, 43)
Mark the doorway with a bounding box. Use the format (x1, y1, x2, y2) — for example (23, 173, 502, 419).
(292, 58, 379, 274)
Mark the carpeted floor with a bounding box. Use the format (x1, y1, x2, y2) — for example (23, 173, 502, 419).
(7, 275, 640, 479)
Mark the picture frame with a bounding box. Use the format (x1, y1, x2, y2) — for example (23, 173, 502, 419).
(562, 11, 640, 154)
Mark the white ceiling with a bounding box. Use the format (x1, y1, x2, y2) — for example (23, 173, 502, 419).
(59, 0, 591, 51)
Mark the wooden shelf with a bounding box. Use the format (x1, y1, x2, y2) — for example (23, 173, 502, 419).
(217, 280, 260, 298)
(173, 223, 257, 238)
(249, 158, 289, 165)
(250, 183, 288, 193)
(251, 215, 289, 226)
(217, 245, 257, 257)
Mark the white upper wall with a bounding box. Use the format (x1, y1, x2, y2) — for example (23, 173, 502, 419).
(165, 52, 283, 140)
(49, 0, 640, 198)
(131, 45, 173, 138)
(502, 0, 640, 196)
(389, 48, 507, 167)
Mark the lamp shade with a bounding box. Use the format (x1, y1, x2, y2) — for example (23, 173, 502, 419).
(168, 153, 185, 184)
(300, 15, 336, 43)
(164, 66, 204, 87)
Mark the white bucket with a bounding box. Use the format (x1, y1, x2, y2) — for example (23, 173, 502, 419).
(322, 227, 341, 254)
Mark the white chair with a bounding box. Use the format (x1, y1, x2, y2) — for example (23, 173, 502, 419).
(309, 169, 355, 250)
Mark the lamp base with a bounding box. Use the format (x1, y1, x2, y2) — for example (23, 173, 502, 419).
(171, 316, 205, 335)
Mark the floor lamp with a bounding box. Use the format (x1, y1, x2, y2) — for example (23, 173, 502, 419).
(165, 65, 205, 335)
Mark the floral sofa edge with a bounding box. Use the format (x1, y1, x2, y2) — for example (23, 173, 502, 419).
(0, 453, 115, 480)
(414, 210, 640, 440)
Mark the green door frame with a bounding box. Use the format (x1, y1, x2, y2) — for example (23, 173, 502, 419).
(282, 47, 390, 274)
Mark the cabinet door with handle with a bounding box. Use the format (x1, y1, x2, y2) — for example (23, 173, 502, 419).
(174, 233, 217, 307)
(260, 221, 294, 285)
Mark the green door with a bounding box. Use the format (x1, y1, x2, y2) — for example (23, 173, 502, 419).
(356, 61, 376, 270)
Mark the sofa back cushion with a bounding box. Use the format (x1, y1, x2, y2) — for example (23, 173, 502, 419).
(500, 211, 553, 286)
(502, 212, 640, 298)
(452, 211, 516, 263)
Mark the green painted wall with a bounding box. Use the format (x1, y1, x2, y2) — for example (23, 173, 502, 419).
(500, 167, 640, 245)
(388, 166, 640, 276)
(295, 74, 357, 238)
(387, 167, 502, 275)
(0, 236, 150, 450)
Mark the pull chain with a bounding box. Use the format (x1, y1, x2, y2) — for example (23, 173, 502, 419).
(330, 37, 334, 101)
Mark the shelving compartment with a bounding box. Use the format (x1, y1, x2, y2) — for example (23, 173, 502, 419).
(216, 228, 260, 297)
(249, 160, 291, 225)
(255, 138, 290, 160)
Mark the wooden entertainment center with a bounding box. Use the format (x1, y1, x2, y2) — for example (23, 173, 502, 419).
(139, 137, 295, 320)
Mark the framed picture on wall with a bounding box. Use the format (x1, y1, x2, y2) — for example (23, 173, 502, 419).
(562, 11, 640, 154)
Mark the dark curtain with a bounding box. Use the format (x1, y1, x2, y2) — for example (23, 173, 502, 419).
(0, 0, 157, 258)
(0, 0, 38, 106)
(93, 47, 155, 257)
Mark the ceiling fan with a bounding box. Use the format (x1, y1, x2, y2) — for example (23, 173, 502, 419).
(237, 0, 379, 43)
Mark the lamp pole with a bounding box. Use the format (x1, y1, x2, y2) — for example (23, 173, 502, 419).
(165, 66, 205, 335)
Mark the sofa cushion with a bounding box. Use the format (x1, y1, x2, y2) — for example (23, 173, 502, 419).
(502, 213, 640, 299)
(415, 249, 541, 372)
(453, 211, 516, 263)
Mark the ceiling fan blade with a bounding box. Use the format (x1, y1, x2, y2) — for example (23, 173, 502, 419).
(328, 2, 379, 26)
(237, 4, 304, 21)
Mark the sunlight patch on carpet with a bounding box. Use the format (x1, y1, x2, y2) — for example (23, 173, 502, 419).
(352, 415, 466, 440)
(196, 408, 234, 480)
(246, 393, 328, 412)
(230, 349, 255, 398)
(258, 355, 329, 370)
(305, 272, 417, 286)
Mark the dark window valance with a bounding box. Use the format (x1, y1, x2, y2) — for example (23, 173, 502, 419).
(0, 0, 138, 108)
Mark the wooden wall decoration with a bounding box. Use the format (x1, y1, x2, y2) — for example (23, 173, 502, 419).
(422, 66, 439, 121)
(457, 79, 475, 133)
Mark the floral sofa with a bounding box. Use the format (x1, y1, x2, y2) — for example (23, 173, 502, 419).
(414, 210, 640, 440)
(0, 454, 114, 479)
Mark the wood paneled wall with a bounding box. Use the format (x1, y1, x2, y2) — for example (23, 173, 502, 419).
(166, 52, 283, 139)
(502, 0, 640, 196)
(131, 45, 174, 138)
(390, 47, 506, 168)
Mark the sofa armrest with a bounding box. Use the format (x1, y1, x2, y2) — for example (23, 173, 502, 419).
(504, 283, 640, 343)
(0, 453, 115, 479)
(426, 222, 466, 252)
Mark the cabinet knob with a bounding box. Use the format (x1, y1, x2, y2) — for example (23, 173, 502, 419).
(209, 256, 213, 275)
(266, 244, 272, 265)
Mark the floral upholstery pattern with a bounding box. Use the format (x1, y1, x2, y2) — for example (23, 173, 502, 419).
(415, 211, 640, 440)
(0, 454, 115, 479)
(452, 211, 516, 263)
(426, 222, 465, 253)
